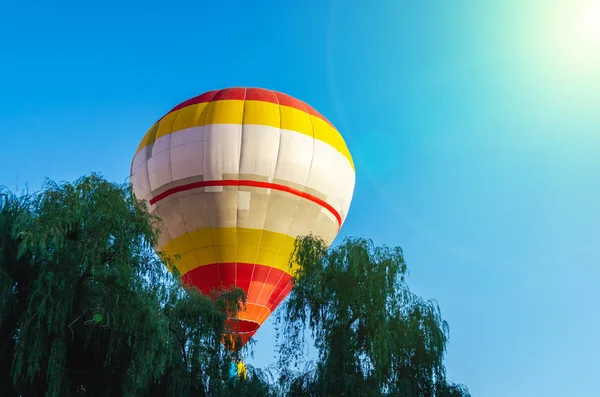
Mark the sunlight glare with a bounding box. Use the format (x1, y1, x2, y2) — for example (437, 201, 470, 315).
(576, 1, 600, 44)
(532, 0, 600, 77)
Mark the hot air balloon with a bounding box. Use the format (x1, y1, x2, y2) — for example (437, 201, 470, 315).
(130, 87, 355, 352)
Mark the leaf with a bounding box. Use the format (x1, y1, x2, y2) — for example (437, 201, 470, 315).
(92, 313, 103, 324)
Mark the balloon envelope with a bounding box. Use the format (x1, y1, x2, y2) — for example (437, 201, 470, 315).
(130, 87, 355, 348)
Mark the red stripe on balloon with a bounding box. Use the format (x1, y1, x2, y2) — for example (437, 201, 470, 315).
(226, 319, 260, 334)
(148, 179, 342, 229)
(224, 319, 258, 348)
(184, 263, 294, 349)
(159, 87, 335, 128)
(183, 263, 293, 310)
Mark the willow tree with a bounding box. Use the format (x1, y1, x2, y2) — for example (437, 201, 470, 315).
(276, 236, 470, 397)
(0, 174, 468, 396)
(0, 175, 269, 397)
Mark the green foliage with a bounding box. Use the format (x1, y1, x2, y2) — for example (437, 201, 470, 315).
(0, 175, 469, 396)
(224, 365, 279, 397)
(0, 175, 267, 396)
(275, 235, 470, 397)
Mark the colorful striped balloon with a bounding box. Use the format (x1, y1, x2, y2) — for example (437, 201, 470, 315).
(130, 87, 355, 349)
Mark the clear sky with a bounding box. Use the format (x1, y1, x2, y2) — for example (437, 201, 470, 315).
(2, 0, 600, 395)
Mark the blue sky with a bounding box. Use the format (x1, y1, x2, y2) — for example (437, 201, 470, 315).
(2, 0, 600, 395)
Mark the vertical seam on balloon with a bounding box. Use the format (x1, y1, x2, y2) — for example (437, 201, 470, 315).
(129, 155, 135, 193)
(144, 124, 165, 263)
(269, 100, 315, 281)
(254, 267, 273, 310)
(211, 89, 224, 289)
(132, 152, 149, 203)
(253, 89, 282, 304)
(235, 88, 248, 291)
(282, 100, 318, 276)
(198, 122, 221, 294)
(194, 201, 213, 292)
(253, 90, 282, 263)
(168, 112, 188, 271)
(263, 100, 291, 310)
(271, 92, 291, 262)
(188, 122, 212, 293)
(241, 302, 271, 326)
(144, 131, 153, 207)
(168, 107, 182, 185)
(274, 112, 310, 274)
(241, 88, 258, 301)
(299, 101, 317, 189)
(169, 107, 200, 284)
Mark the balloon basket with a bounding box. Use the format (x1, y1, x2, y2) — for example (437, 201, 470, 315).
(229, 359, 247, 381)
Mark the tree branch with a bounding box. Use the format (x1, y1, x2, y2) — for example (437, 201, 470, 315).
(67, 310, 88, 341)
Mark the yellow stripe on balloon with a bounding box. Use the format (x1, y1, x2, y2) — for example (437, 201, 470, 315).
(135, 99, 354, 169)
(159, 227, 300, 276)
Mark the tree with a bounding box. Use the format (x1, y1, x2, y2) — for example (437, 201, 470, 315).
(275, 235, 470, 397)
(0, 174, 469, 396)
(0, 175, 271, 396)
